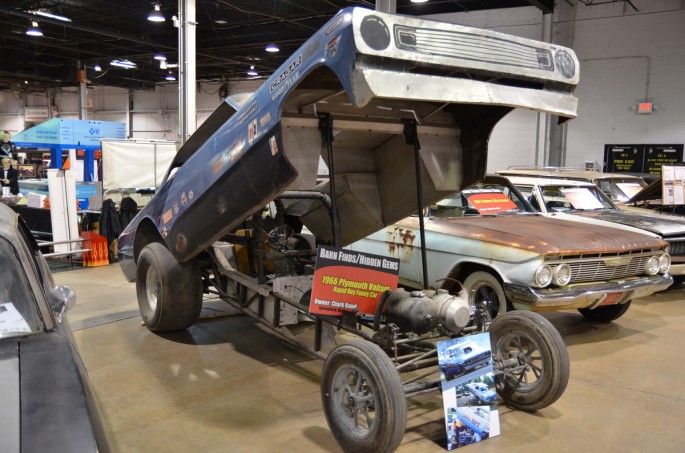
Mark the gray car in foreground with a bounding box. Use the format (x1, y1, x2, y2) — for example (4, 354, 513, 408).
(0, 203, 111, 453)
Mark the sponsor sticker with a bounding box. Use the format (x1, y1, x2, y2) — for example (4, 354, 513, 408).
(173, 202, 179, 214)
(269, 136, 279, 155)
(326, 16, 344, 35)
(162, 208, 173, 224)
(327, 36, 340, 57)
(212, 156, 225, 174)
(229, 139, 246, 163)
(161, 226, 169, 238)
(270, 55, 302, 92)
(260, 112, 272, 127)
(181, 192, 188, 207)
(238, 100, 258, 123)
(188, 190, 194, 200)
(247, 119, 258, 144)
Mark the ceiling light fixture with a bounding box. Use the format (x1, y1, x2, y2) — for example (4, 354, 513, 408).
(147, 4, 165, 22)
(110, 59, 137, 69)
(160, 60, 168, 69)
(411, 0, 429, 3)
(265, 44, 279, 53)
(28, 10, 71, 22)
(153, 54, 167, 61)
(247, 65, 258, 76)
(26, 21, 43, 37)
(94, 64, 102, 72)
(165, 72, 176, 81)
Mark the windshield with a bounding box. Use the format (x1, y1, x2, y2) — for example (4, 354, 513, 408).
(537, 185, 616, 212)
(431, 184, 532, 218)
(595, 178, 646, 203)
(0, 238, 43, 339)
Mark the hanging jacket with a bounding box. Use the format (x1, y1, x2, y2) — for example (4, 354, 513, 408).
(99, 198, 121, 244)
(119, 196, 138, 231)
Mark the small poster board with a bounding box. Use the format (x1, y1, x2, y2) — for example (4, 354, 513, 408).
(462, 188, 516, 214)
(309, 246, 399, 316)
(560, 187, 604, 210)
(438, 332, 500, 450)
(662, 165, 685, 205)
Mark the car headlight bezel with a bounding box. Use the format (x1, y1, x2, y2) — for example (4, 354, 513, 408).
(645, 256, 660, 275)
(659, 254, 671, 274)
(534, 264, 553, 287)
(552, 263, 572, 286)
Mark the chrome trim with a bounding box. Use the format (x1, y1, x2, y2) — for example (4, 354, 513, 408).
(505, 274, 673, 309)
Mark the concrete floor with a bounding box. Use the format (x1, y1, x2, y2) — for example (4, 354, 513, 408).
(53, 263, 685, 453)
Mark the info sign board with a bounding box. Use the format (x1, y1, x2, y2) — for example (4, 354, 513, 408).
(309, 246, 399, 317)
(603, 144, 683, 175)
(438, 333, 500, 450)
(661, 165, 685, 206)
(462, 188, 517, 215)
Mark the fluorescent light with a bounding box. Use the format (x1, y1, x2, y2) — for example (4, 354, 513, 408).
(265, 44, 279, 53)
(247, 65, 258, 76)
(26, 21, 43, 37)
(165, 73, 176, 81)
(214, 19, 227, 24)
(154, 54, 167, 61)
(28, 10, 71, 22)
(94, 64, 102, 72)
(411, 0, 429, 3)
(110, 59, 137, 69)
(148, 4, 165, 22)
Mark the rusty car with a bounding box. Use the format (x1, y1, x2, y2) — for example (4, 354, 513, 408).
(505, 174, 685, 278)
(118, 7, 582, 452)
(348, 176, 672, 323)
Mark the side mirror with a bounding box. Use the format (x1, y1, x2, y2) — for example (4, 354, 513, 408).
(48, 285, 77, 323)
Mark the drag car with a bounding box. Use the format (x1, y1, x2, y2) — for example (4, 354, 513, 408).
(0, 203, 111, 452)
(441, 340, 491, 380)
(118, 7, 581, 452)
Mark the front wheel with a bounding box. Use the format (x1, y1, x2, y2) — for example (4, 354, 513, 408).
(490, 311, 569, 411)
(463, 271, 509, 319)
(321, 340, 406, 453)
(578, 301, 631, 323)
(136, 242, 203, 332)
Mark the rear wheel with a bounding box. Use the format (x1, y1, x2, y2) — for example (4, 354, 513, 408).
(136, 242, 203, 332)
(321, 340, 406, 453)
(578, 301, 631, 323)
(490, 311, 569, 411)
(463, 271, 508, 319)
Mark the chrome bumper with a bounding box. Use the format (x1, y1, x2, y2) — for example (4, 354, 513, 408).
(505, 274, 674, 311)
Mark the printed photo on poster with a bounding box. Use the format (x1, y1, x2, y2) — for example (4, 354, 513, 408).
(309, 245, 399, 317)
(439, 332, 499, 450)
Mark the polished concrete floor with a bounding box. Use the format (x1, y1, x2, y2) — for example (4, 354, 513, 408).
(53, 263, 685, 453)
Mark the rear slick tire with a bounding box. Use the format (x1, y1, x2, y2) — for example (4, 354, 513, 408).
(136, 242, 203, 332)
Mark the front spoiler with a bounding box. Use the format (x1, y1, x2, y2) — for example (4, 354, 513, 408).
(505, 274, 673, 311)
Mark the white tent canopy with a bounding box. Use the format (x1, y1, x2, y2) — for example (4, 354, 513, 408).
(101, 139, 178, 189)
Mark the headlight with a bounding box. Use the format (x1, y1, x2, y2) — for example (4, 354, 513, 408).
(659, 254, 671, 273)
(645, 256, 659, 275)
(534, 264, 552, 287)
(552, 264, 572, 286)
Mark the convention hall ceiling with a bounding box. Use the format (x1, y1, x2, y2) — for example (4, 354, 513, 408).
(1, 0, 554, 92)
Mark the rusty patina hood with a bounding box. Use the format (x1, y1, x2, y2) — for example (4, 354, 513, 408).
(418, 215, 666, 255)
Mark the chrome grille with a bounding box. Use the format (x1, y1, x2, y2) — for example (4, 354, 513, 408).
(666, 240, 685, 257)
(546, 249, 664, 284)
(393, 25, 554, 71)
(567, 256, 649, 283)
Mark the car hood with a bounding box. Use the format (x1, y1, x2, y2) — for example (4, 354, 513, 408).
(426, 215, 664, 255)
(567, 209, 685, 237)
(0, 333, 105, 453)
